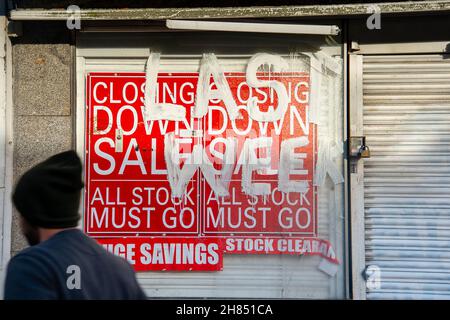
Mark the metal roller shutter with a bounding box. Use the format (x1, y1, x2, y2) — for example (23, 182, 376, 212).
(363, 54, 450, 299)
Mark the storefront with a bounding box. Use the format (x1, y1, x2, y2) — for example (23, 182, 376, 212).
(1, 1, 450, 299)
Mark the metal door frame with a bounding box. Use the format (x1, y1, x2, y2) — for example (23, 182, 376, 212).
(348, 53, 366, 300)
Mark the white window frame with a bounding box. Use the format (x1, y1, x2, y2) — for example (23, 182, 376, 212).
(0, 15, 13, 298)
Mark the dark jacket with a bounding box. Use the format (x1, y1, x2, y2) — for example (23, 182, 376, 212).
(4, 229, 147, 300)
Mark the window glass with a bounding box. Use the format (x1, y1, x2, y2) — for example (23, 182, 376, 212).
(80, 30, 346, 299)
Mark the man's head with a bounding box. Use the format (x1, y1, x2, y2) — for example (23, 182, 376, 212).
(12, 150, 84, 245)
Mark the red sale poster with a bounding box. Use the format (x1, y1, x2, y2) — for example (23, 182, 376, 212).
(84, 70, 336, 271)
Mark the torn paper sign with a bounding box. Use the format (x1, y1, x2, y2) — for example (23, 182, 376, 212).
(224, 237, 339, 266)
(318, 257, 339, 277)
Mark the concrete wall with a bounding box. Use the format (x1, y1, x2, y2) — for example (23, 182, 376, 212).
(11, 21, 73, 256)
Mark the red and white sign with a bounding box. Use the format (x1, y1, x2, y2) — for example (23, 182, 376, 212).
(84, 71, 335, 271)
(97, 237, 223, 271)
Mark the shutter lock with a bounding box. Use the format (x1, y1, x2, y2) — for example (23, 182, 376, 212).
(349, 136, 370, 159)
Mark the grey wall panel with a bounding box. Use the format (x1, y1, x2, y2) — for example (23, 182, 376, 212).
(11, 21, 73, 256)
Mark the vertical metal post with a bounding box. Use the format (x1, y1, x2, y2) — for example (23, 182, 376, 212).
(349, 53, 367, 300)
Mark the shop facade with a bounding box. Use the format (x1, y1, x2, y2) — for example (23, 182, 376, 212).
(1, 1, 450, 299)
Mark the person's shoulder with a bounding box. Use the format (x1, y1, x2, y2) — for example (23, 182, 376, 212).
(12, 245, 35, 257)
(103, 249, 135, 273)
(4, 245, 59, 300)
(8, 244, 55, 271)
(12, 243, 50, 260)
(5, 245, 54, 284)
(101, 251, 147, 299)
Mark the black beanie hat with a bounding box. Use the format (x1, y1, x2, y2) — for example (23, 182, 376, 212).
(12, 150, 84, 228)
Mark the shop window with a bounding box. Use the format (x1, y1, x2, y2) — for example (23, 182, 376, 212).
(77, 30, 346, 298)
